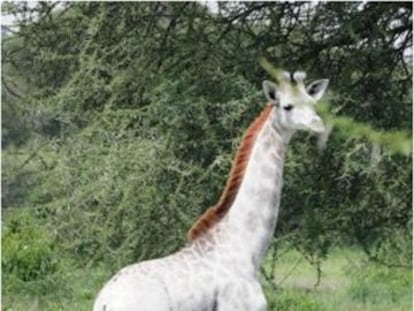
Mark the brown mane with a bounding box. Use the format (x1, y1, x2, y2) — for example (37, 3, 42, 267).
(187, 104, 274, 241)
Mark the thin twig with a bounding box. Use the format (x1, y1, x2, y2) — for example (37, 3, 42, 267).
(275, 254, 303, 287)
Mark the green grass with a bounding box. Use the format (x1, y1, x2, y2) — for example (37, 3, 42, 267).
(2, 248, 412, 311)
(2, 262, 111, 311)
(263, 247, 412, 311)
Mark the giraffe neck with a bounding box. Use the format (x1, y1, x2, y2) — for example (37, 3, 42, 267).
(218, 110, 291, 273)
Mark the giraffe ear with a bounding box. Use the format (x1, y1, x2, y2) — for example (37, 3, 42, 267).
(262, 80, 279, 106)
(306, 79, 329, 101)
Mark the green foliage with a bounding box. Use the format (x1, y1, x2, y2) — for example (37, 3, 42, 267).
(2, 264, 110, 311)
(2, 211, 57, 282)
(365, 227, 412, 268)
(317, 101, 412, 156)
(1, 1, 412, 308)
(2, 210, 63, 297)
(347, 263, 412, 308)
(265, 287, 328, 311)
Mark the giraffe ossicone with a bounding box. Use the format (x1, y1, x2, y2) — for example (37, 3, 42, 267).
(93, 70, 329, 311)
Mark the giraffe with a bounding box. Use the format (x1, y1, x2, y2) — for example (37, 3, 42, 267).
(93, 70, 329, 311)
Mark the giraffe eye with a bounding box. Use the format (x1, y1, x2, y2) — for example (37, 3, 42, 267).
(283, 104, 293, 111)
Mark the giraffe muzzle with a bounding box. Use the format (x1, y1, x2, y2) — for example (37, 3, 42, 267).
(308, 116, 325, 133)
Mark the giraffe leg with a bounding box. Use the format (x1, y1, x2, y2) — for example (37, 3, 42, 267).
(215, 279, 267, 311)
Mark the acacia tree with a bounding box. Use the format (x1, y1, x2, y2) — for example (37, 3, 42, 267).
(2, 2, 412, 295)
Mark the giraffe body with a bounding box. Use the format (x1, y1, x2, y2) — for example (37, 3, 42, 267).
(93, 71, 329, 311)
(93, 246, 267, 311)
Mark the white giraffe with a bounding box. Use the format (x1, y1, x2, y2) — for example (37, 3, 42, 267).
(93, 71, 329, 311)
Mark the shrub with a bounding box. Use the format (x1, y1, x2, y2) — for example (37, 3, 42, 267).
(2, 210, 59, 293)
(347, 262, 412, 307)
(265, 287, 328, 311)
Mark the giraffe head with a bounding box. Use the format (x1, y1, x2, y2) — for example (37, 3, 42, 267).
(262, 71, 329, 133)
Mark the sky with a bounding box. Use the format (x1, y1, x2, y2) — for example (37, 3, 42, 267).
(2, 11, 16, 27)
